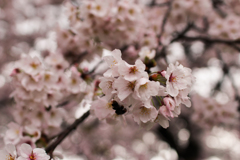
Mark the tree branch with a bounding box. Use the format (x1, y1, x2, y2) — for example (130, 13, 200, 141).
(170, 23, 194, 43)
(173, 35, 240, 52)
(45, 110, 90, 156)
(158, 0, 174, 42)
(149, 1, 171, 7)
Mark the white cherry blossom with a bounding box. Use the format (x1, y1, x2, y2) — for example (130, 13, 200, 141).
(133, 78, 160, 102)
(118, 59, 148, 81)
(131, 100, 158, 124)
(165, 62, 194, 97)
(4, 123, 23, 145)
(17, 143, 50, 160)
(139, 47, 156, 60)
(103, 49, 123, 77)
(113, 77, 135, 101)
(91, 96, 115, 120)
(0, 144, 17, 160)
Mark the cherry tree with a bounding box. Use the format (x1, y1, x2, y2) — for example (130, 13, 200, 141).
(0, 0, 239, 160)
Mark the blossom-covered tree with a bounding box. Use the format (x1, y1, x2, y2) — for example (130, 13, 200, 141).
(0, 0, 239, 160)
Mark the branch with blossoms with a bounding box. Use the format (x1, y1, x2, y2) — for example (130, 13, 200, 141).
(45, 110, 90, 156)
(1, 0, 240, 159)
(91, 48, 195, 130)
(158, 0, 174, 41)
(175, 35, 240, 51)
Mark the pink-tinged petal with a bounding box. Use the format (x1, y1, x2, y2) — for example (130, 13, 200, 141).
(135, 59, 145, 72)
(91, 96, 115, 120)
(20, 143, 32, 157)
(33, 148, 50, 159)
(155, 114, 169, 128)
(33, 148, 46, 154)
(5, 144, 16, 157)
(112, 49, 122, 62)
(118, 61, 130, 77)
(166, 82, 178, 96)
(183, 98, 191, 108)
(0, 150, 8, 159)
(163, 97, 176, 111)
(134, 78, 160, 101)
(103, 69, 113, 77)
(113, 77, 134, 101)
(173, 105, 181, 116)
(159, 105, 172, 118)
(158, 85, 167, 96)
(103, 56, 115, 68)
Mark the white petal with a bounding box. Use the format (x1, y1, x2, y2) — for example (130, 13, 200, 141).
(20, 143, 32, 157)
(5, 144, 16, 156)
(166, 82, 178, 97)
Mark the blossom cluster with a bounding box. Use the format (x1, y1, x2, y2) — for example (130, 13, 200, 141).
(0, 143, 49, 160)
(4, 53, 93, 148)
(91, 47, 195, 129)
(57, 0, 158, 60)
(208, 14, 240, 40)
(191, 94, 239, 129)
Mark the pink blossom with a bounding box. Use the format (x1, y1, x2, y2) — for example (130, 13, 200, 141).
(113, 77, 135, 101)
(131, 101, 158, 124)
(165, 62, 194, 97)
(0, 144, 17, 160)
(4, 123, 23, 145)
(118, 59, 148, 81)
(163, 97, 176, 112)
(91, 96, 115, 120)
(139, 47, 156, 60)
(103, 49, 123, 77)
(133, 78, 160, 102)
(17, 143, 50, 160)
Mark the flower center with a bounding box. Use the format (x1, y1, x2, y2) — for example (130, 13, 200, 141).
(128, 81, 135, 91)
(129, 66, 138, 74)
(107, 81, 113, 89)
(140, 83, 148, 90)
(30, 63, 38, 69)
(140, 107, 150, 115)
(169, 73, 177, 82)
(7, 155, 15, 160)
(29, 153, 36, 160)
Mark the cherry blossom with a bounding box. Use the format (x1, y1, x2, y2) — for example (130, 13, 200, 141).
(17, 143, 50, 160)
(0, 144, 17, 160)
(165, 62, 194, 97)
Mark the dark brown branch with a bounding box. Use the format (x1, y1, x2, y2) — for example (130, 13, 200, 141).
(173, 35, 240, 52)
(158, 0, 174, 42)
(211, 0, 226, 18)
(45, 110, 90, 156)
(178, 36, 240, 44)
(149, 0, 171, 7)
(170, 23, 194, 43)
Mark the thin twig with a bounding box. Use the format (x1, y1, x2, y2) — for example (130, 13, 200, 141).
(173, 35, 240, 52)
(149, 1, 171, 7)
(88, 60, 103, 74)
(170, 22, 194, 43)
(158, 0, 174, 43)
(45, 110, 90, 156)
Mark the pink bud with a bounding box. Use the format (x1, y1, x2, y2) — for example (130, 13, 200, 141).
(159, 105, 173, 118)
(163, 97, 176, 111)
(159, 70, 166, 77)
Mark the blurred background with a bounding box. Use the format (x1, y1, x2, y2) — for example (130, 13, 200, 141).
(0, 0, 240, 159)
